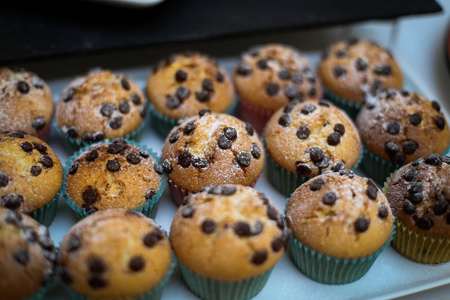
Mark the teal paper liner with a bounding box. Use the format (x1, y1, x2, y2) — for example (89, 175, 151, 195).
(323, 88, 362, 121)
(149, 99, 238, 140)
(53, 103, 149, 153)
(25, 283, 51, 300)
(177, 260, 273, 300)
(27, 193, 59, 227)
(62, 139, 166, 219)
(288, 230, 394, 285)
(63, 257, 176, 300)
(361, 144, 404, 185)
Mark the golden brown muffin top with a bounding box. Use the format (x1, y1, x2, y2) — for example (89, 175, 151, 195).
(264, 100, 361, 177)
(146, 51, 234, 120)
(57, 209, 172, 299)
(0, 131, 63, 213)
(0, 67, 54, 136)
(319, 39, 403, 104)
(55, 69, 147, 143)
(65, 139, 162, 213)
(170, 185, 289, 281)
(0, 208, 55, 300)
(357, 90, 449, 164)
(234, 44, 321, 111)
(385, 155, 450, 239)
(161, 112, 264, 192)
(286, 171, 393, 258)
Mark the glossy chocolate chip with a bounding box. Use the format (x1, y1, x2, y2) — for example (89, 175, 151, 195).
(118, 100, 130, 114)
(143, 189, 156, 201)
(140, 106, 147, 118)
(310, 179, 325, 191)
(195, 90, 210, 102)
(278, 113, 291, 127)
(373, 64, 392, 76)
(143, 232, 159, 248)
(82, 187, 98, 205)
(100, 103, 115, 117)
(425, 154, 442, 165)
(403, 168, 417, 182)
(89, 258, 107, 274)
(17, 81, 30, 94)
(58, 267, 73, 284)
(333, 65, 347, 78)
(244, 122, 254, 136)
(409, 182, 423, 194)
(236, 63, 252, 76)
(9, 131, 25, 138)
(283, 85, 300, 100)
(271, 236, 283, 252)
(251, 221, 264, 236)
(355, 58, 368, 71)
(366, 184, 378, 200)
(386, 121, 401, 135)
(409, 113, 422, 126)
(224, 127, 237, 140)
(67, 235, 81, 252)
(378, 205, 389, 219)
(208, 186, 222, 195)
(82, 203, 98, 214)
(295, 163, 311, 176)
(237, 151, 251, 167)
(82, 132, 94, 143)
(403, 199, 416, 215)
(176, 86, 190, 100)
(199, 109, 211, 117)
(309, 147, 324, 163)
(215, 71, 224, 83)
(107, 143, 125, 155)
(292, 72, 303, 84)
(384, 141, 399, 156)
(20, 141, 33, 152)
(39, 155, 53, 168)
(296, 125, 310, 140)
(0, 172, 9, 188)
(266, 83, 280, 96)
(182, 205, 195, 218)
(168, 130, 180, 144)
(266, 205, 279, 221)
(251, 144, 261, 159)
(62, 88, 75, 102)
(234, 222, 251, 236)
(166, 96, 181, 109)
(332, 161, 345, 172)
(251, 250, 268, 265)
(284, 100, 300, 113)
(178, 152, 192, 168)
(307, 86, 317, 97)
(355, 216, 370, 232)
(67, 126, 79, 138)
(218, 135, 232, 149)
(202, 78, 214, 91)
(12, 247, 29, 266)
(431, 101, 441, 112)
(191, 157, 207, 168)
(322, 192, 337, 205)
(88, 276, 107, 289)
(219, 185, 235, 196)
(175, 69, 188, 82)
(126, 153, 141, 165)
(183, 121, 195, 135)
(434, 201, 449, 215)
(32, 116, 46, 131)
(119, 77, 131, 90)
(129, 256, 145, 272)
(202, 219, 217, 234)
(402, 141, 418, 155)
(256, 58, 268, 70)
(33, 142, 47, 153)
(30, 165, 42, 177)
(435, 116, 446, 130)
(334, 124, 345, 136)
(109, 116, 123, 129)
(416, 217, 434, 230)
(162, 159, 172, 173)
(278, 69, 291, 80)
(131, 93, 142, 105)
(327, 132, 341, 146)
(301, 103, 316, 114)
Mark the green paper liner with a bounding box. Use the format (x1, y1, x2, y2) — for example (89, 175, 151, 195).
(62, 139, 166, 219)
(361, 144, 403, 185)
(288, 231, 394, 284)
(177, 260, 273, 300)
(27, 193, 59, 226)
(149, 100, 238, 140)
(323, 88, 362, 121)
(53, 103, 149, 153)
(63, 257, 176, 300)
(25, 284, 51, 300)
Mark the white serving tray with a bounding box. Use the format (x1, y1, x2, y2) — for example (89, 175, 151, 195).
(44, 54, 450, 300)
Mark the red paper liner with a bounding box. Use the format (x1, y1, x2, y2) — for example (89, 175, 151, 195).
(36, 121, 51, 142)
(237, 97, 274, 134)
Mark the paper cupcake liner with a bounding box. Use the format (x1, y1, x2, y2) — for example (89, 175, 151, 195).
(27, 193, 59, 226)
(63, 257, 176, 300)
(168, 176, 259, 207)
(36, 121, 52, 142)
(24, 285, 50, 300)
(177, 260, 273, 300)
(62, 139, 166, 219)
(53, 103, 149, 153)
(360, 144, 404, 185)
(323, 88, 362, 121)
(149, 100, 238, 140)
(237, 96, 274, 134)
(266, 147, 362, 198)
(288, 231, 393, 284)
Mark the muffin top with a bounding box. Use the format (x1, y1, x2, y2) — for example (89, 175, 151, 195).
(286, 171, 393, 258)
(65, 139, 162, 214)
(357, 90, 449, 164)
(170, 185, 290, 281)
(57, 209, 173, 299)
(264, 100, 361, 177)
(385, 155, 450, 239)
(161, 111, 264, 192)
(0, 67, 54, 136)
(0, 131, 63, 213)
(146, 51, 234, 120)
(234, 44, 321, 111)
(0, 208, 55, 300)
(55, 69, 147, 143)
(319, 39, 403, 104)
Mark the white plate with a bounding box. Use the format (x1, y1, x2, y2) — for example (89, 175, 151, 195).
(44, 54, 450, 300)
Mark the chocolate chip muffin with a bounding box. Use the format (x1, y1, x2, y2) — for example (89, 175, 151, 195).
(385, 155, 450, 264)
(234, 44, 322, 133)
(0, 208, 56, 300)
(264, 100, 361, 196)
(286, 170, 393, 284)
(357, 90, 450, 184)
(0, 67, 54, 141)
(57, 209, 174, 300)
(319, 39, 403, 119)
(64, 138, 164, 218)
(55, 69, 147, 147)
(170, 185, 290, 300)
(146, 51, 234, 138)
(160, 111, 264, 205)
(0, 131, 63, 225)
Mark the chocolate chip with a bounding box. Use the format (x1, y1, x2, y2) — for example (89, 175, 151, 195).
(416, 217, 434, 230)
(355, 216, 370, 232)
(202, 219, 217, 234)
(374, 64, 392, 76)
(386, 121, 400, 135)
(195, 90, 210, 102)
(192, 157, 208, 168)
(129, 256, 145, 272)
(271, 236, 283, 252)
(278, 113, 291, 127)
(251, 221, 264, 236)
(327, 132, 341, 146)
(403, 168, 417, 182)
(162, 159, 172, 173)
(12, 247, 29, 266)
(435, 116, 446, 130)
(109, 116, 123, 129)
(402, 141, 418, 155)
(67, 126, 79, 138)
(385, 141, 399, 156)
(425, 154, 441, 165)
(126, 153, 141, 165)
(201, 78, 214, 92)
(409, 192, 424, 205)
(434, 201, 449, 215)
(234, 222, 251, 236)
(283, 101, 300, 114)
(215, 71, 224, 83)
(309, 146, 324, 163)
(89, 258, 107, 274)
(292, 72, 303, 84)
(331, 161, 345, 172)
(446, 214, 450, 225)
(295, 125, 310, 140)
(283, 85, 300, 100)
(67, 235, 81, 252)
(256, 58, 268, 70)
(143, 232, 160, 248)
(223, 127, 237, 141)
(339, 169, 355, 178)
(81, 133, 93, 143)
(218, 185, 235, 196)
(333, 66, 347, 78)
(20, 141, 33, 153)
(88, 276, 107, 289)
(131, 93, 141, 105)
(166, 96, 181, 109)
(409, 182, 423, 194)
(378, 205, 389, 219)
(82, 203, 98, 214)
(118, 100, 130, 114)
(29, 165, 42, 177)
(82, 187, 98, 205)
(301, 103, 316, 114)
(322, 192, 337, 205)
(58, 267, 72, 284)
(218, 134, 232, 149)
(176, 86, 190, 100)
(431, 101, 441, 112)
(100, 103, 115, 117)
(151, 162, 162, 175)
(355, 58, 368, 71)
(266, 83, 280, 96)
(17, 81, 29, 94)
(334, 124, 345, 136)
(366, 184, 378, 200)
(39, 155, 53, 169)
(237, 151, 251, 167)
(182, 205, 195, 218)
(0, 172, 9, 188)
(183, 121, 195, 135)
(251, 250, 268, 265)
(208, 186, 222, 195)
(266, 205, 279, 221)
(120, 77, 131, 90)
(319, 100, 330, 107)
(143, 189, 156, 201)
(244, 122, 254, 136)
(31, 116, 46, 131)
(409, 113, 422, 126)
(308, 86, 317, 97)
(175, 69, 188, 82)
(63, 88, 75, 102)
(309, 179, 325, 191)
(236, 63, 252, 76)
(178, 152, 192, 168)
(250, 144, 261, 159)
(403, 199, 416, 215)
(167, 130, 179, 145)
(8, 131, 25, 138)
(32, 142, 47, 153)
(296, 163, 311, 176)
(199, 109, 211, 117)
(140, 106, 147, 118)
(278, 69, 291, 80)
